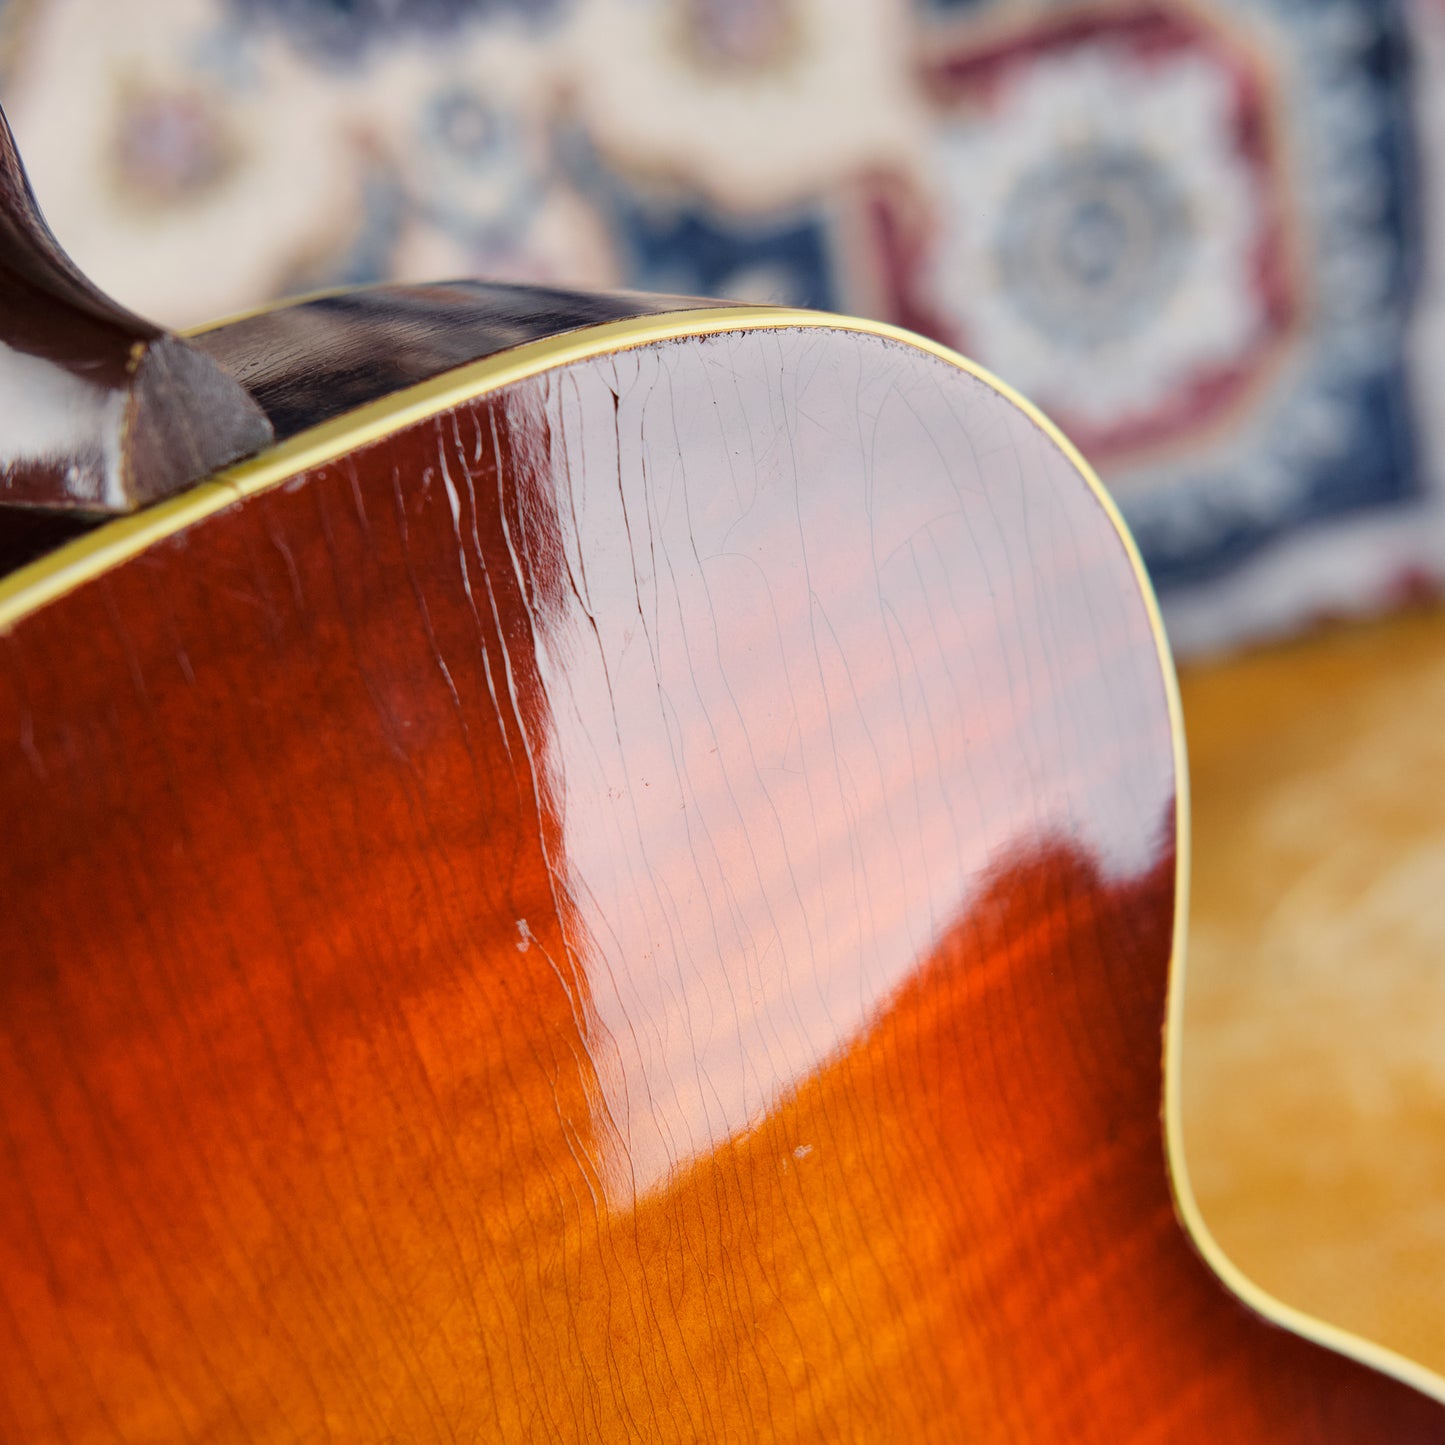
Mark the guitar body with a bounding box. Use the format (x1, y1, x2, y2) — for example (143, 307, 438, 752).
(0, 292, 1440, 1441)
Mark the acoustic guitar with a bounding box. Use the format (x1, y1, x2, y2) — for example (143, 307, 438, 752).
(0, 107, 1440, 1441)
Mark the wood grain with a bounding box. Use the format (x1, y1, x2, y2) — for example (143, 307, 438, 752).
(0, 323, 1437, 1439)
(1182, 603, 1445, 1380)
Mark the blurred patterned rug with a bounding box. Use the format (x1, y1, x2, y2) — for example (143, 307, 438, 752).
(5, 0, 1445, 652)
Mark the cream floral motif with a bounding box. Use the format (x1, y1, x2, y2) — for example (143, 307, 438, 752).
(566, 0, 922, 211)
(3, 0, 363, 326)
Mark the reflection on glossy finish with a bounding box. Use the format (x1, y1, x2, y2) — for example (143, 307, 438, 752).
(514, 333, 1171, 1199)
(0, 324, 1438, 1440)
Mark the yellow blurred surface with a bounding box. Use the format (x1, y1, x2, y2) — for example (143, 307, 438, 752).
(1180, 604, 1445, 1376)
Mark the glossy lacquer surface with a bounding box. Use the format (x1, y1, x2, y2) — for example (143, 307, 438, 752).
(0, 326, 1437, 1440)
(0, 104, 271, 514)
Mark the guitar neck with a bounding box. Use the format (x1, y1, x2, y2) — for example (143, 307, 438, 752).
(0, 104, 272, 515)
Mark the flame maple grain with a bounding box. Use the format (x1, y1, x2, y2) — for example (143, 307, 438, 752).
(0, 326, 1437, 1440)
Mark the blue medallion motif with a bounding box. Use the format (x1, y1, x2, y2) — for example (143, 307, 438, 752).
(1124, 0, 1420, 591)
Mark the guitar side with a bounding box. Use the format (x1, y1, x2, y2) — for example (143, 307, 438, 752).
(0, 304, 1440, 1441)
